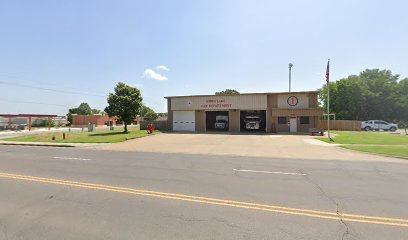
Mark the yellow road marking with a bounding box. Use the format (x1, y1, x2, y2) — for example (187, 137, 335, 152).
(1, 172, 408, 228)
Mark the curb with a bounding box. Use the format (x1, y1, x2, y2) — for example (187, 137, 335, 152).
(125, 132, 159, 140)
(0, 133, 160, 147)
(0, 142, 76, 147)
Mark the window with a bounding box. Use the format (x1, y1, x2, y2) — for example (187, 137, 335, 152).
(278, 117, 287, 124)
(300, 116, 310, 124)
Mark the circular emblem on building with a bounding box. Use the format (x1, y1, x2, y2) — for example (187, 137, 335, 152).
(187, 100, 193, 107)
(287, 96, 299, 106)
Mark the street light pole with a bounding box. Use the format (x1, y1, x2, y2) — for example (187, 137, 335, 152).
(289, 63, 293, 92)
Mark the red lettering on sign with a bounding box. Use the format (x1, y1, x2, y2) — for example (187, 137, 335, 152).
(200, 100, 232, 109)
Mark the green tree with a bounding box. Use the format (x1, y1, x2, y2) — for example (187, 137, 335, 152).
(105, 82, 142, 133)
(31, 119, 55, 128)
(319, 69, 404, 122)
(215, 89, 240, 95)
(396, 78, 408, 125)
(157, 112, 168, 118)
(141, 105, 158, 121)
(359, 69, 398, 121)
(144, 111, 158, 121)
(91, 109, 103, 114)
(75, 102, 93, 114)
(67, 102, 93, 125)
(319, 81, 338, 115)
(141, 105, 154, 117)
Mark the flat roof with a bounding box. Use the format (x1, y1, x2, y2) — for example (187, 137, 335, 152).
(164, 90, 319, 99)
(0, 114, 58, 117)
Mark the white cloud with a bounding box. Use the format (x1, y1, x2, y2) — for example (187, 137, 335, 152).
(156, 65, 170, 71)
(142, 69, 168, 81)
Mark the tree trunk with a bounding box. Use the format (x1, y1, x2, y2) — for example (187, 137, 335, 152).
(124, 123, 128, 133)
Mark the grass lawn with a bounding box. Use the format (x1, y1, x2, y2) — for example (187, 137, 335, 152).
(5, 129, 156, 143)
(317, 131, 408, 158)
(318, 131, 408, 145)
(342, 145, 408, 158)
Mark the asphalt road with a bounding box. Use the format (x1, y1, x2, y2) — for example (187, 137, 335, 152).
(1, 146, 408, 239)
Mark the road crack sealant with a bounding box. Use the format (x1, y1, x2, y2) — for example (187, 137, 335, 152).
(298, 169, 358, 240)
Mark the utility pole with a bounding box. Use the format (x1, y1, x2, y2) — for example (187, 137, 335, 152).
(289, 63, 293, 92)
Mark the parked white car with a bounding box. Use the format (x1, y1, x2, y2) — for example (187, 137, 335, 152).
(361, 120, 398, 132)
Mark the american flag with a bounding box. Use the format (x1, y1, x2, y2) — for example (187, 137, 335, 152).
(326, 59, 330, 83)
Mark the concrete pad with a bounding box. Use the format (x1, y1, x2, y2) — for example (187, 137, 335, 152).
(90, 133, 399, 162)
(303, 138, 340, 146)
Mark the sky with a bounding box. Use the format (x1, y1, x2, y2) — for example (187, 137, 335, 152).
(0, 0, 407, 115)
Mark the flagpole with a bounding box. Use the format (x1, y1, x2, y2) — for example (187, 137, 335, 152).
(327, 59, 331, 139)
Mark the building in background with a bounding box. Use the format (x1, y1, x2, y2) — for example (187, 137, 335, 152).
(71, 115, 141, 127)
(165, 91, 322, 133)
(0, 114, 58, 131)
(71, 115, 117, 127)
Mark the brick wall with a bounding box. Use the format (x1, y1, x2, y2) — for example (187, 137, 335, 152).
(72, 115, 116, 127)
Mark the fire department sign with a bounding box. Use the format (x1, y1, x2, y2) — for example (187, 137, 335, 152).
(287, 96, 299, 107)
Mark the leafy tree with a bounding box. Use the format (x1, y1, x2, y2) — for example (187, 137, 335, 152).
(157, 112, 168, 118)
(31, 119, 55, 127)
(319, 81, 338, 116)
(215, 89, 240, 95)
(141, 104, 158, 121)
(319, 69, 407, 123)
(395, 78, 408, 124)
(144, 111, 158, 121)
(399, 120, 408, 135)
(67, 102, 93, 125)
(75, 103, 93, 115)
(105, 82, 142, 133)
(141, 105, 154, 117)
(91, 109, 103, 115)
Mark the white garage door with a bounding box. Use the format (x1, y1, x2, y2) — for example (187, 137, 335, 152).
(173, 111, 195, 131)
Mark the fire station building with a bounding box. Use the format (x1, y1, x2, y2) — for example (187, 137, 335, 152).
(165, 91, 322, 133)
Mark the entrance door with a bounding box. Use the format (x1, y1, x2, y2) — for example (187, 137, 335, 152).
(289, 118, 297, 133)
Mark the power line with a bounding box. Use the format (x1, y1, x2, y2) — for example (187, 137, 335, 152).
(0, 80, 107, 98)
(0, 73, 105, 95)
(0, 98, 71, 108)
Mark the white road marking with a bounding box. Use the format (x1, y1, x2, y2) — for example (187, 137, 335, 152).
(53, 157, 91, 161)
(233, 169, 306, 176)
(269, 135, 283, 138)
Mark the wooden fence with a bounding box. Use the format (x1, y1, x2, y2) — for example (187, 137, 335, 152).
(140, 120, 168, 131)
(319, 120, 361, 131)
